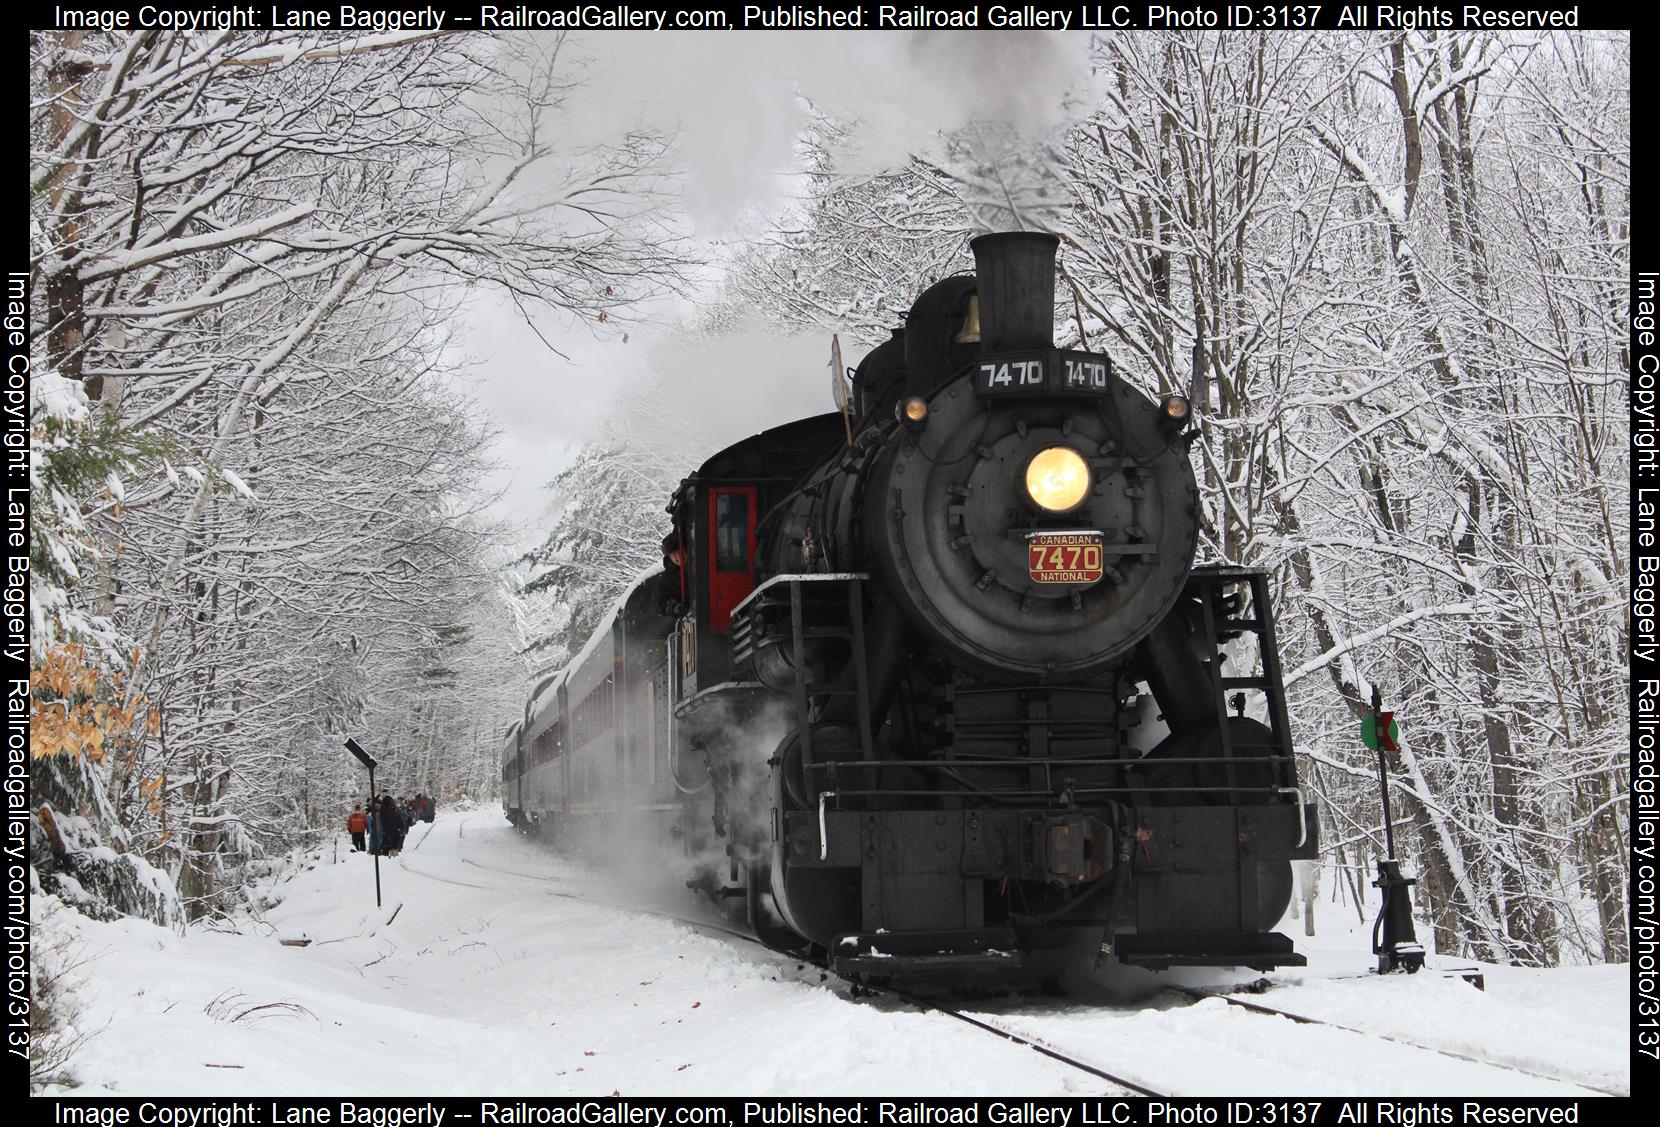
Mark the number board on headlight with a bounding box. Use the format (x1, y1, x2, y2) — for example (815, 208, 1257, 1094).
(974, 350, 1113, 398)
(1027, 531, 1105, 584)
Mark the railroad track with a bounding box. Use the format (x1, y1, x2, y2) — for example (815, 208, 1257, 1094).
(401, 814, 1618, 1098)
(924, 983, 1620, 1098)
(407, 819, 1158, 1093)
(1170, 985, 1627, 1097)
(880, 985, 1166, 1096)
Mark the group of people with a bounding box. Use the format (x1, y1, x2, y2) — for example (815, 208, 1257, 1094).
(345, 792, 437, 857)
(403, 793, 436, 824)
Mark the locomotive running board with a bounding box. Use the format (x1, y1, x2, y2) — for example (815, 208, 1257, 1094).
(1112, 930, 1306, 972)
(832, 929, 1025, 978)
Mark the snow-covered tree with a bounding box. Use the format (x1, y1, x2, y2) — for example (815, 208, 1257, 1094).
(29, 29, 693, 919)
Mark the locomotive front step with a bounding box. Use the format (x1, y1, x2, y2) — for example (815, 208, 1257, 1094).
(831, 928, 1025, 978)
(1112, 930, 1305, 972)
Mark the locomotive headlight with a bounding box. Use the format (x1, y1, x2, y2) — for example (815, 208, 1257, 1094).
(1024, 446, 1092, 513)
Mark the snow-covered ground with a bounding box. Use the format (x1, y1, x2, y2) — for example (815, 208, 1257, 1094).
(40, 807, 1630, 1097)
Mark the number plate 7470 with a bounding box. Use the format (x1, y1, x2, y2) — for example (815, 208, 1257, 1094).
(1027, 532, 1105, 584)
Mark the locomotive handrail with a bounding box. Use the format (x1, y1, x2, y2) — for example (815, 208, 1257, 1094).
(947, 717, 1172, 728)
(672, 680, 768, 717)
(818, 790, 833, 861)
(817, 785, 1305, 799)
(801, 754, 1294, 771)
(952, 684, 1136, 697)
(731, 571, 870, 618)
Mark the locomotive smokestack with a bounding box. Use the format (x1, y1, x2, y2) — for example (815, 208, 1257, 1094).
(970, 231, 1059, 353)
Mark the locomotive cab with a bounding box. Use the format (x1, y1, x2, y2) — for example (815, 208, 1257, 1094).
(666, 414, 849, 710)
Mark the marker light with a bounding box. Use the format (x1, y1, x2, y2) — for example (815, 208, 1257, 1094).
(1160, 395, 1191, 424)
(897, 397, 929, 429)
(1024, 446, 1092, 513)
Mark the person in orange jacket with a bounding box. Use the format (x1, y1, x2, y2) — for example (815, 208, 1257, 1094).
(346, 803, 368, 852)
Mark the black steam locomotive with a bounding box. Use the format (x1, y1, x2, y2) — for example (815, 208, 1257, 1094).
(503, 233, 1318, 983)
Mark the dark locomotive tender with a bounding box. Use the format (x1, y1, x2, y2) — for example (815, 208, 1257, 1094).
(503, 232, 1318, 983)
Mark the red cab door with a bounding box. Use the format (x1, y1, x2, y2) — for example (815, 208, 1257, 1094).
(707, 486, 758, 634)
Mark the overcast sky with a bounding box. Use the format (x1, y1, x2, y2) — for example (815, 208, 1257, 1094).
(460, 31, 1098, 545)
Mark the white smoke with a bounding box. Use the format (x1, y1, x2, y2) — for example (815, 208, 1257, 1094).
(562, 31, 1097, 232)
(537, 693, 798, 930)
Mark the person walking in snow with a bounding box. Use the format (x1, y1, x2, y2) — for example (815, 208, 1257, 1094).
(347, 804, 368, 852)
(378, 793, 407, 857)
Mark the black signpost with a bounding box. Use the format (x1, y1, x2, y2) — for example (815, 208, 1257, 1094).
(343, 737, 381, 908)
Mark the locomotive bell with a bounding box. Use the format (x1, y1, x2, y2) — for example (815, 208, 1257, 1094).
(953, 295, 981, 343)
(903, 276, 978, 398)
